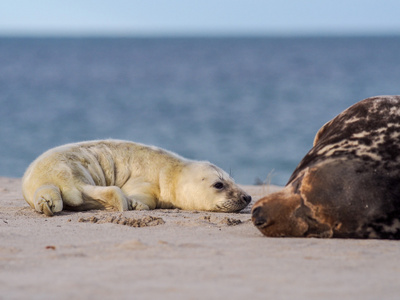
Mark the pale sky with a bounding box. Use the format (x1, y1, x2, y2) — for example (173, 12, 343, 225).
(1, 0, 400, 36)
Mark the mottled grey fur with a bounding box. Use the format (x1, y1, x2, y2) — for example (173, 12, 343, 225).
(252, 96, 400, 239)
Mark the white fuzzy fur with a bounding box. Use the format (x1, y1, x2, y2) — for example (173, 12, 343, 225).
(22, 140, 249, 216)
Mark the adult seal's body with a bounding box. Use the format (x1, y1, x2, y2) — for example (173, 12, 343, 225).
(22, 140, 251, 216)
(252, 96, 400, 239)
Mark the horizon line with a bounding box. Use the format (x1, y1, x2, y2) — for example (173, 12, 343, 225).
(1, 31, 400, 39)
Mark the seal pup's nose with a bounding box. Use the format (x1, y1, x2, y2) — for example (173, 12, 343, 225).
(252, 206, 268, 228)
(242, 194, 252, 204)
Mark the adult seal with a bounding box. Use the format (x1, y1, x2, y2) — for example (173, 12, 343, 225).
(252, 95, 400, 239)
(22, 140, 251, 216)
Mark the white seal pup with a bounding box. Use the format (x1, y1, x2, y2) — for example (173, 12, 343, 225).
(22, 140, 251, 216)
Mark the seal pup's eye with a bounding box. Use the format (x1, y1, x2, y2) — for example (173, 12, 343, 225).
(213, 182, 224, 190)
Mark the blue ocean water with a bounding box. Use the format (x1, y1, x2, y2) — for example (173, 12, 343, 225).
(1, 36, 400, 185)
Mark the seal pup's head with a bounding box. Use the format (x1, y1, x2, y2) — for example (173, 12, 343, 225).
(176, 162, 251, 212)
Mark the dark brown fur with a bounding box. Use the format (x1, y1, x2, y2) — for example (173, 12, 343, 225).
(252, 96, 400, 239)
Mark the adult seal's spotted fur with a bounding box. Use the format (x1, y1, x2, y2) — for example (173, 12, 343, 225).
(252, 95, 400, 239)
(22, 139, 251, 216)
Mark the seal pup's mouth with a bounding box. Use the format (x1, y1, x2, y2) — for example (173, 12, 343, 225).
(215, 193, 252, 213)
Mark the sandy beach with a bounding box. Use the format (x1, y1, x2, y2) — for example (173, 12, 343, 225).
(1, 176, 400, 300)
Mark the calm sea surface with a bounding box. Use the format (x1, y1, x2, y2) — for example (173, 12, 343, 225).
(1, 36, 400, 185)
